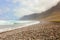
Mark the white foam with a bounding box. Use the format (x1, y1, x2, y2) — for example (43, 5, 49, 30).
(0, 20, 40, 33)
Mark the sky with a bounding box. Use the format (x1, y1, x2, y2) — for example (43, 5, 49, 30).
(0, 0, 59, 20)
(0, 0, 19, 20)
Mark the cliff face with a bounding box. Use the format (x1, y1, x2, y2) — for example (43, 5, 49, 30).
(41, 2, 60, 21)
(20, 2, 60, 21)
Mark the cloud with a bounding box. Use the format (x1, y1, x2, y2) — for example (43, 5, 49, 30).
(13, 8, 34, 17)
(0, 7, 10, 15)
(3, 7, 10, 13)
(0, 9, 3, 14)
(12, 0, 19, 3)
(6, 0, 10, 2)
(13, 0, 60, 17)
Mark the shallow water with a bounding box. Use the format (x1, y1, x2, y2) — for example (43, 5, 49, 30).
(0, 20, 40, 32)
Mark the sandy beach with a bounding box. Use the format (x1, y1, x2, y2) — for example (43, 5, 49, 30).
(0, 2, 60, 40)
(0, 21, 60, 40)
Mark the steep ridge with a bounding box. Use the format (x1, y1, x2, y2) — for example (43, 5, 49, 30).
(20, 2, 60, 21)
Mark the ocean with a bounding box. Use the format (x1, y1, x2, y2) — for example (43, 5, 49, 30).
(0, 20, 40, 32)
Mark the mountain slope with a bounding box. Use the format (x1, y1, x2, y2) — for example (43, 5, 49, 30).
(20, 2, 60, 21)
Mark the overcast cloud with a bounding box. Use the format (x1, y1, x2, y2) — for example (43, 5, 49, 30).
(0, 0, 59, 20)
(12, 0, 60, 17)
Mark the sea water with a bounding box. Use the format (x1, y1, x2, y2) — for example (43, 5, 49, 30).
(0, 20, 40, 32)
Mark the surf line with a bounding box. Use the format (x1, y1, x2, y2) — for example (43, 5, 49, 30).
(0, 21, 40, 33)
